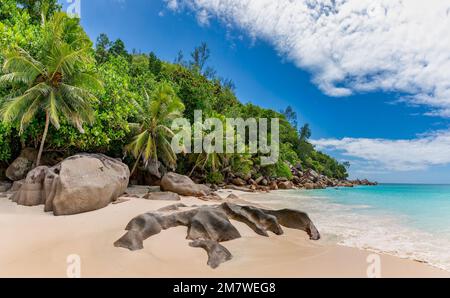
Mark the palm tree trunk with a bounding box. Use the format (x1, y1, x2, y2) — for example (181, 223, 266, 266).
(36, 111, 50, 167)
(130, 150, 143, 177)
(189, 163, 198, 177)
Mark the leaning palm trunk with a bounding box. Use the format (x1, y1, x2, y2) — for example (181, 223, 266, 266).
(35, 111, 50, 167)
(130, 150, 144, 177)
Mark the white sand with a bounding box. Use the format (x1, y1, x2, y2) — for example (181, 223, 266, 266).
(0, 190, 448, 278)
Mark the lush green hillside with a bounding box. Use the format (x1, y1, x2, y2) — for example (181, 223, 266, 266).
(0, 0, 349, 182)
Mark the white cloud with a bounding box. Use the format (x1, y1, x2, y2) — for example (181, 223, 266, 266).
(196, 9, 210, 26)
(312, 131, 450, 171)
(166, 0, 179, 11)
(165, 0, 450, 117)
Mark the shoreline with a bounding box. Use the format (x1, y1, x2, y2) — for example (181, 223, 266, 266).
(240, 188, 450, 275)
(0, 189, 448, 278)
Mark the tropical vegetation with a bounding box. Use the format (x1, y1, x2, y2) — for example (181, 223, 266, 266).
(0, 0, 349, 182)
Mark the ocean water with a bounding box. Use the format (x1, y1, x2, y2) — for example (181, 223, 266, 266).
(246, 184, 450, 271)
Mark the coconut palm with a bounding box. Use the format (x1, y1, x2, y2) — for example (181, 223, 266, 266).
(188, 124, 228, 177)
(187, 113, 232, 177)
(188, 148, 227, 177)
(0, 12, 102, 166)
(126, 83, 185, 176)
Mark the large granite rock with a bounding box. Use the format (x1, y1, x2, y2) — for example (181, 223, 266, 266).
(10, 154, 129, 215)
(114, 202, 320, 268)
(5, 148, 37, 181)
(10, 166, 49, 206)
(160, 172, 212, 197)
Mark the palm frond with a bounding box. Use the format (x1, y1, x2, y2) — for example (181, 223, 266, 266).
(0, 72, 34, 86)
(47, 44, 90, 79)
(69, 72, 104, 93)
(0, 91, 40, 124)
(20, 96, 41, 133)
(127, 130, 149, 158)
(2, 47, 44, 78)
(143, 135, 154, 161)
(47, 91, 60, 129)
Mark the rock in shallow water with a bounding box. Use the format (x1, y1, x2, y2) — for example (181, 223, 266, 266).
(114, 202, 320, 268)
(10, 154, 129, 215)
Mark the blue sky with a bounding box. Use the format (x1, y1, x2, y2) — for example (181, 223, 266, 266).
(60, 0, 450, 184)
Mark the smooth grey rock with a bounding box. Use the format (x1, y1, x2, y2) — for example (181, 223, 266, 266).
(143, 191, 181, 201)
(161, 172, 212, 197)
(262, 208, 320, 240)
(11, 154, 130, 215)
(6, 148, 37, 181)
(157, 203, 188, 212)
(189, 240, 233, 269)
(114, 203, 320, 268)
(221, 203, 282, 237)
(0, 181, 12, 192)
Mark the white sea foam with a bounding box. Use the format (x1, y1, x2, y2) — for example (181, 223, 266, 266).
(246, 191, 450, 272)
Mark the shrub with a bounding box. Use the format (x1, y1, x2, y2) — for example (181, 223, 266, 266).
(206, 172, 224, 184)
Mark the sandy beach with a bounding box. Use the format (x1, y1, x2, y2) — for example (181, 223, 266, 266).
(0, 190, 448, 278)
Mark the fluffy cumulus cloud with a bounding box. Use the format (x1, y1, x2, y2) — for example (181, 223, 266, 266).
(165, 0, 450, 117)
(312, 131, 450, 171)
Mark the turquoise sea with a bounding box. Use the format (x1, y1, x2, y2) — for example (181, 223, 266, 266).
(247, 184, 450, 271)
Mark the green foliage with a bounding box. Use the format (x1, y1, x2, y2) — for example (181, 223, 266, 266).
(148, 52, 162, 76)
(206, 171, 224, 185)
(262, 161, 293, 180)
(230, 153, 253, 180)
(280, 142, 299, 165)
(95, 34, 130, 64)
(16, 0, 60, 23)
(0, 122, 12, 161)
(45, 55, 136, 154)
(275, 161, 293, 180)
(0, 0, 41, 57)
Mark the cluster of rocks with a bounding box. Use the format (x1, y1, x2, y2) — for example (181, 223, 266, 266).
(219, 165, 377, 192)
(1, 153, 130, 215)
(114, 202, 320, 268)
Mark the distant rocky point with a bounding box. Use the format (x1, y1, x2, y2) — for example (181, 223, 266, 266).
(214, 166, 378, 192)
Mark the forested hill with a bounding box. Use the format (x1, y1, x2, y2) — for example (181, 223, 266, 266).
(0, 0, 349, 183)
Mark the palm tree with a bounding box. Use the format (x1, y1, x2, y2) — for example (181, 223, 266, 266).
(188, 113, 228, 177)
(189, 149, 227, 177)
(126, 83, 185, 176)
(0, 12, 102, 166)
